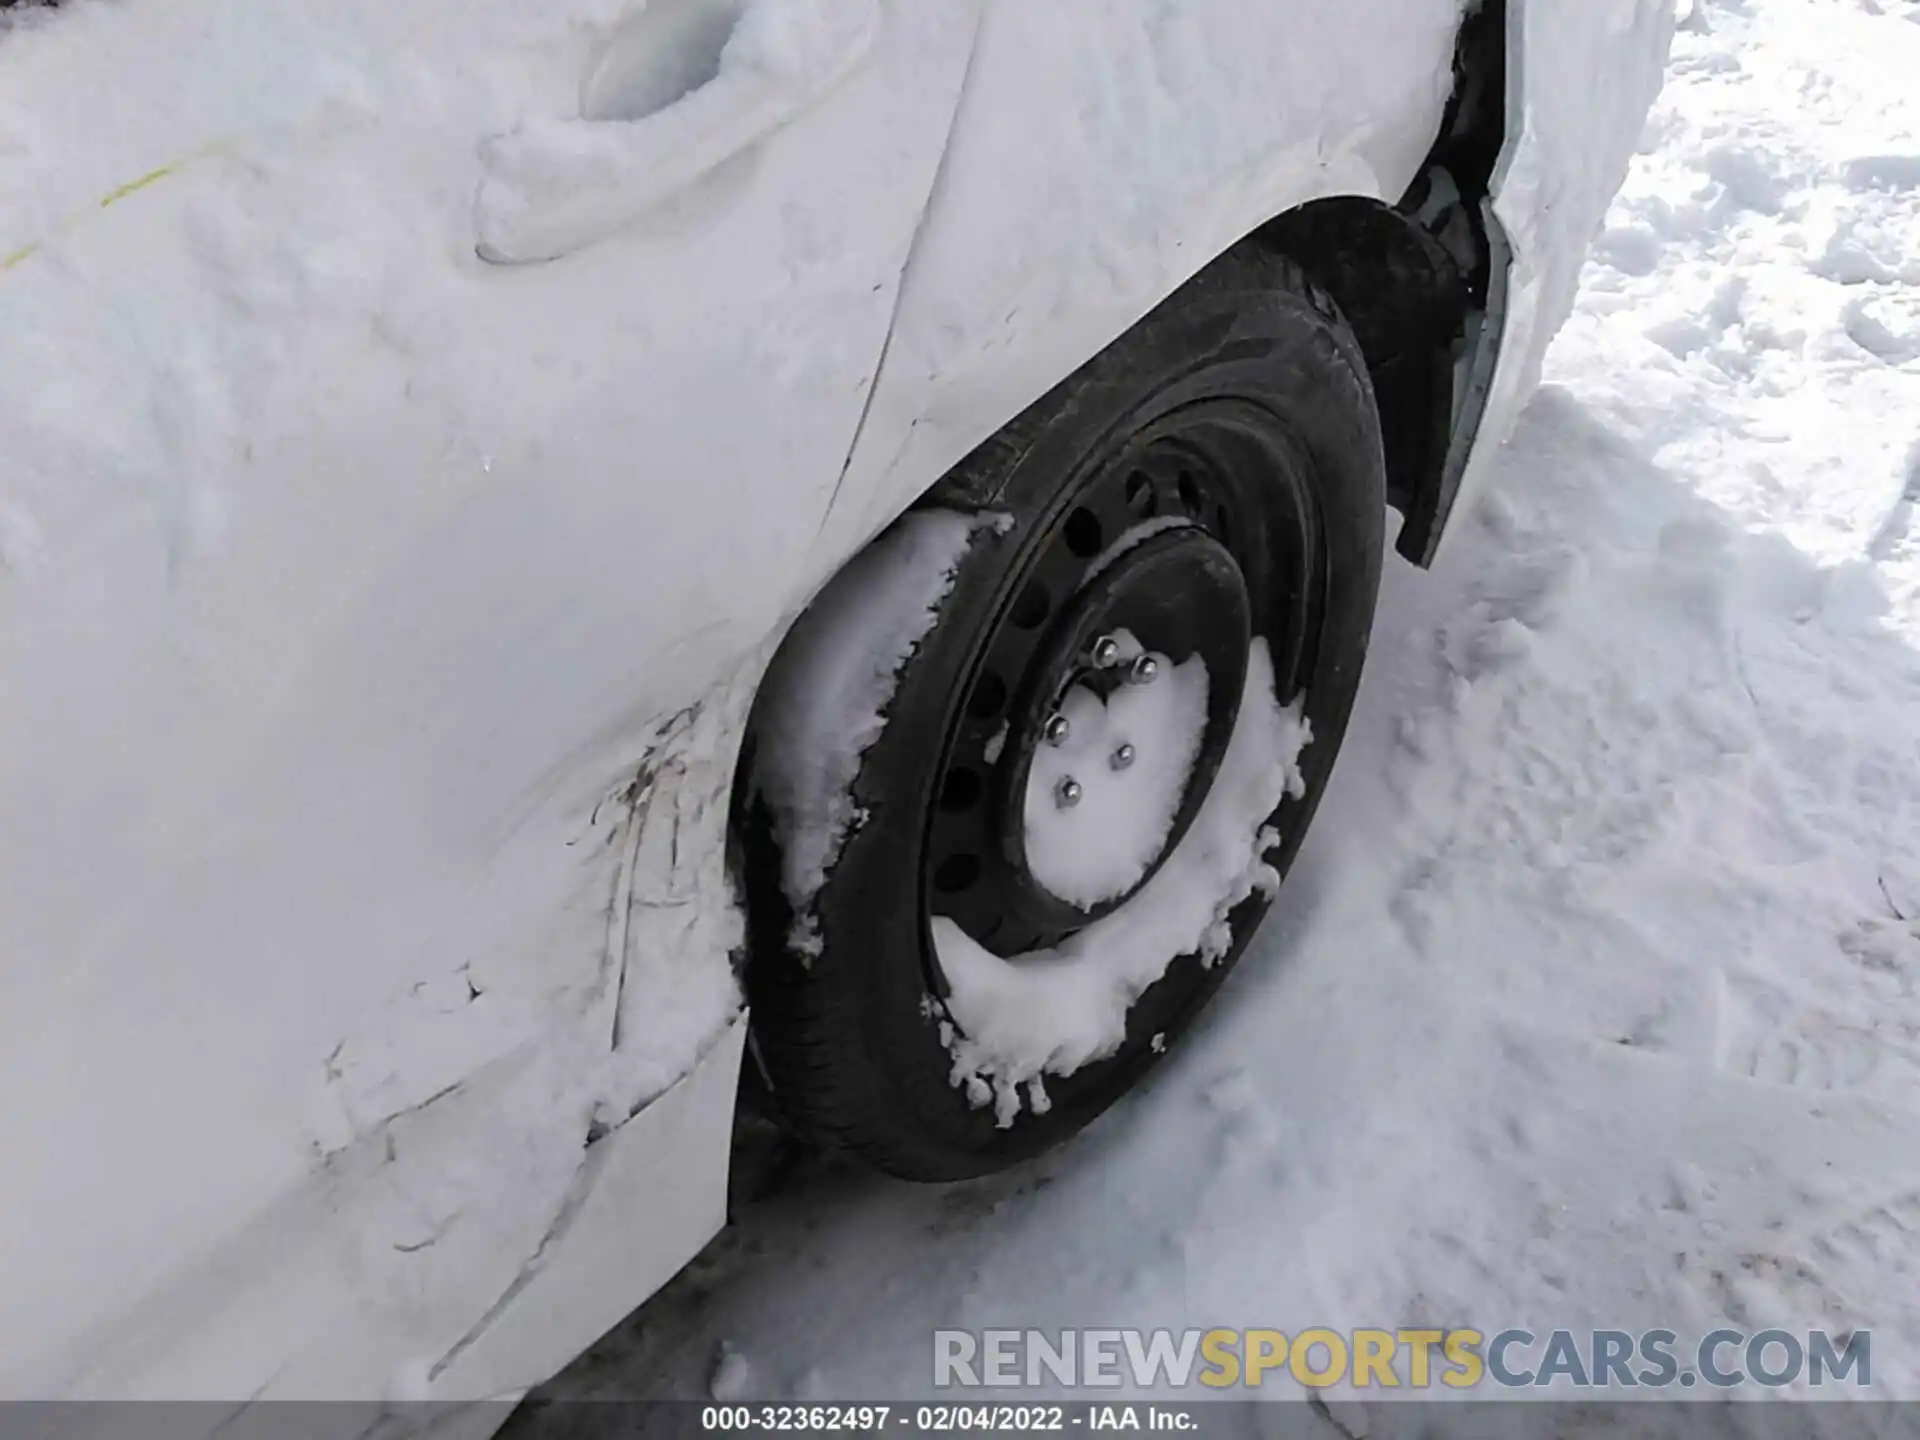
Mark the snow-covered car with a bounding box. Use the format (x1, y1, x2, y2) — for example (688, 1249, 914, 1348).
(0, 0, 1673, 1415)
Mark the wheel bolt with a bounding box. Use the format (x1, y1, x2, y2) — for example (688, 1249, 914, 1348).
(1044, 713, 1072, 746)
(1129, 655, 1160, 685)
(1110, 744, 1136, 772)
(1092, 635, 1123, 668)
(1055, 777, 1083, 810)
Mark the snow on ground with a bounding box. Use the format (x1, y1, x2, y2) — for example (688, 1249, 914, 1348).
(526, 0, 1920, 1417)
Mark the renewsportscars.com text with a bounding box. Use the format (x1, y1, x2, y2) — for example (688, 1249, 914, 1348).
(933, 1327, 1871, 1391)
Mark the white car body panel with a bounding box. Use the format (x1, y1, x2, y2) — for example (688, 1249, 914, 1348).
(822, 0, 1467, 558)
(0, 0, 979, 1403)
(829, 0, 1678, 566)
(0, 0, 1670, 1413)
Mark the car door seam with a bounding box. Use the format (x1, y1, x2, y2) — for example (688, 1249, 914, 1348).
(820, 0, 989, 533)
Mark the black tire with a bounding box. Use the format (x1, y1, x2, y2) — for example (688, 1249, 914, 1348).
(738, 245, 1385, 1181)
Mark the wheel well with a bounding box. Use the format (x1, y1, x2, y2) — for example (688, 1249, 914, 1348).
(1254, 0, 1507, 565)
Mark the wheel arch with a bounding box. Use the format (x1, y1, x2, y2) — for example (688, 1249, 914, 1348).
(1251, 0, 1510, 566)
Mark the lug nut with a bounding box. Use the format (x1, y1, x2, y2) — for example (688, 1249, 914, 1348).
(1092, 635, 1123, 668)
(1044, 713, 1072, 746)
(1109, 744, 1136, 772)
(1129, 654, 1160, 685)
(1055, 777, 1083, 810)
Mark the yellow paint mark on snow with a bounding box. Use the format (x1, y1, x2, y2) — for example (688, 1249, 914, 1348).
(99, 161, 184, 210)
(2, 142, 229, 274)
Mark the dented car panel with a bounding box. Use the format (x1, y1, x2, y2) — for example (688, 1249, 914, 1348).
(1, 0, 980, 1399)
(44, 663, 765, 1405)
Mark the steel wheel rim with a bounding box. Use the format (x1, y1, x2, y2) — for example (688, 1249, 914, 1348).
(921, 397, 1327, 971)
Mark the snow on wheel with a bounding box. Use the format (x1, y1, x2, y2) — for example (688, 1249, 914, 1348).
(738, 248, 1386, 1180)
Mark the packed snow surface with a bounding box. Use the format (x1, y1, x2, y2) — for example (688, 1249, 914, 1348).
(1021, 636, 1210, 910)
(533, 0, 1920, 1417)
(940, 640, 1307, 1125)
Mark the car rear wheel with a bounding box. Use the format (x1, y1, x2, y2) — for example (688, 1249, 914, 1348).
(737, 246, 1386, 1181)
